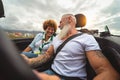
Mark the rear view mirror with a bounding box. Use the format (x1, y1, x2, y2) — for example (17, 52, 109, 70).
(0, 0, 5, 18)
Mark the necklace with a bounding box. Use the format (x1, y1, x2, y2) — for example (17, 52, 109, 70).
(38, 33, 53, 54)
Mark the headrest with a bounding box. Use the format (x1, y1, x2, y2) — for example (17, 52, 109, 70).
(75, 14, 86, 28)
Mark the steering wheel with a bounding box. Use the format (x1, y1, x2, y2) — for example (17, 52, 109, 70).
(0, 29, 40, 80)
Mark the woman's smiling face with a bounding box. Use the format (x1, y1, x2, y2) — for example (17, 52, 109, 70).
(45, 26, 55, 37)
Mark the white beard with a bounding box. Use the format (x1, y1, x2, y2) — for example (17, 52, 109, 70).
(58, 24, 71, 39)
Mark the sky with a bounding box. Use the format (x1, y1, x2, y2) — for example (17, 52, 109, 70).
(0, 0, 120, 34)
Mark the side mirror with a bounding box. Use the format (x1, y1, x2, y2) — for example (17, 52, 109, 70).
(105, 25, 111, 34)
(100, 25, 111, 37)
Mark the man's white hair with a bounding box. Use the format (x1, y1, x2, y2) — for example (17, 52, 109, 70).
(62, 14, 76, 24)
(58, 14, 76, 39)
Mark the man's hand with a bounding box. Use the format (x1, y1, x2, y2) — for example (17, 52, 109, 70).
(21, 54, 30, 63)
(21, 45, 54, 68)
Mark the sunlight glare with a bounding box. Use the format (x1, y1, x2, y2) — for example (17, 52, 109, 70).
(82, 0, 113, 29)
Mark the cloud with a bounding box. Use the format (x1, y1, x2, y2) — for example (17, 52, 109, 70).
(0, 0, 120, 35)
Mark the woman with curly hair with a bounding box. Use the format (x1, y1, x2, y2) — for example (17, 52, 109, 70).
(21, 19, 57, 58)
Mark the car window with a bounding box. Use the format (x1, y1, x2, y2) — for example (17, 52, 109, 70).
(0, 0, 120, 39)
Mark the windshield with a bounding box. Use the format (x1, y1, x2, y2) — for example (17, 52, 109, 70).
(0, 0, 120, 39)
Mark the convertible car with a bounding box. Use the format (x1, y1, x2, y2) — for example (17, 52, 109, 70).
(0, 0, 120, 80)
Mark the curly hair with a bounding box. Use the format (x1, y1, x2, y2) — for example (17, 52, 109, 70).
(43, 19, 57, 32)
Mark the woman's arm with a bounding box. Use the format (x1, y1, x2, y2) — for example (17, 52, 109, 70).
(23, 33, 43, 52)
(23, 46, 32, 52)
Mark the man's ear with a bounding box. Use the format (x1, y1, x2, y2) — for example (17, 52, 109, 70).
(68, 16, 72, 23)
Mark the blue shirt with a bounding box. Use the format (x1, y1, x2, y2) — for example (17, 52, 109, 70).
(29, 32, 54, 55)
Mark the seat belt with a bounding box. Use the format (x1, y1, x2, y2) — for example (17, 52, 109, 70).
(53, 32, 83, 61)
